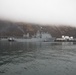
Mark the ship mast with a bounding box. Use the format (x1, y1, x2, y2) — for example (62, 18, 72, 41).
(40, 26, 42, 38)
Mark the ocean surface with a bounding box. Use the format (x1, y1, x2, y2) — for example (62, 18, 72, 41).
(0, 41, 76, 75)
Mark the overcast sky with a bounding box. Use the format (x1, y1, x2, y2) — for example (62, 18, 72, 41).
(0, 0, 76, 26)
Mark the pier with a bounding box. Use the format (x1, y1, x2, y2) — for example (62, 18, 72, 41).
(55, 35, 76, 42)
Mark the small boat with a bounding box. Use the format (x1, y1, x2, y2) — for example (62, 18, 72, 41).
(8, 38, 15, 41)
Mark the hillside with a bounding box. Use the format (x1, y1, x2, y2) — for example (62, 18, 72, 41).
(0, 20, 76, 38)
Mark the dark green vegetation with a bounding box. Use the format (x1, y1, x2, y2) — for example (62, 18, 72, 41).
(0, 20, 76, 38)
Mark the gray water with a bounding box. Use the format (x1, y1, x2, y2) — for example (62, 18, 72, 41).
(0, 41, 76, 75)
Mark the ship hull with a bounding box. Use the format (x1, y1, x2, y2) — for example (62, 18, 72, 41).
(15, 38, 54, 42)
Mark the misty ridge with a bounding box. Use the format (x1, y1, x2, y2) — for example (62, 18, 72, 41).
(0, 20, 76, 38)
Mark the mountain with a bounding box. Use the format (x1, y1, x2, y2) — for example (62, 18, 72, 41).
(0, 20, 76, 38)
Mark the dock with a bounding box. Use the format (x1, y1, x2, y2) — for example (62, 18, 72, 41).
(55, 39, 76, 42)
(54, 35, 76, 42)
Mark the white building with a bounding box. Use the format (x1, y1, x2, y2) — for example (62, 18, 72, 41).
(62, 35, 73, 40)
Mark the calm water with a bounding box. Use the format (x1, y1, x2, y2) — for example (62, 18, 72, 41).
(0, 41, 76, 75)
